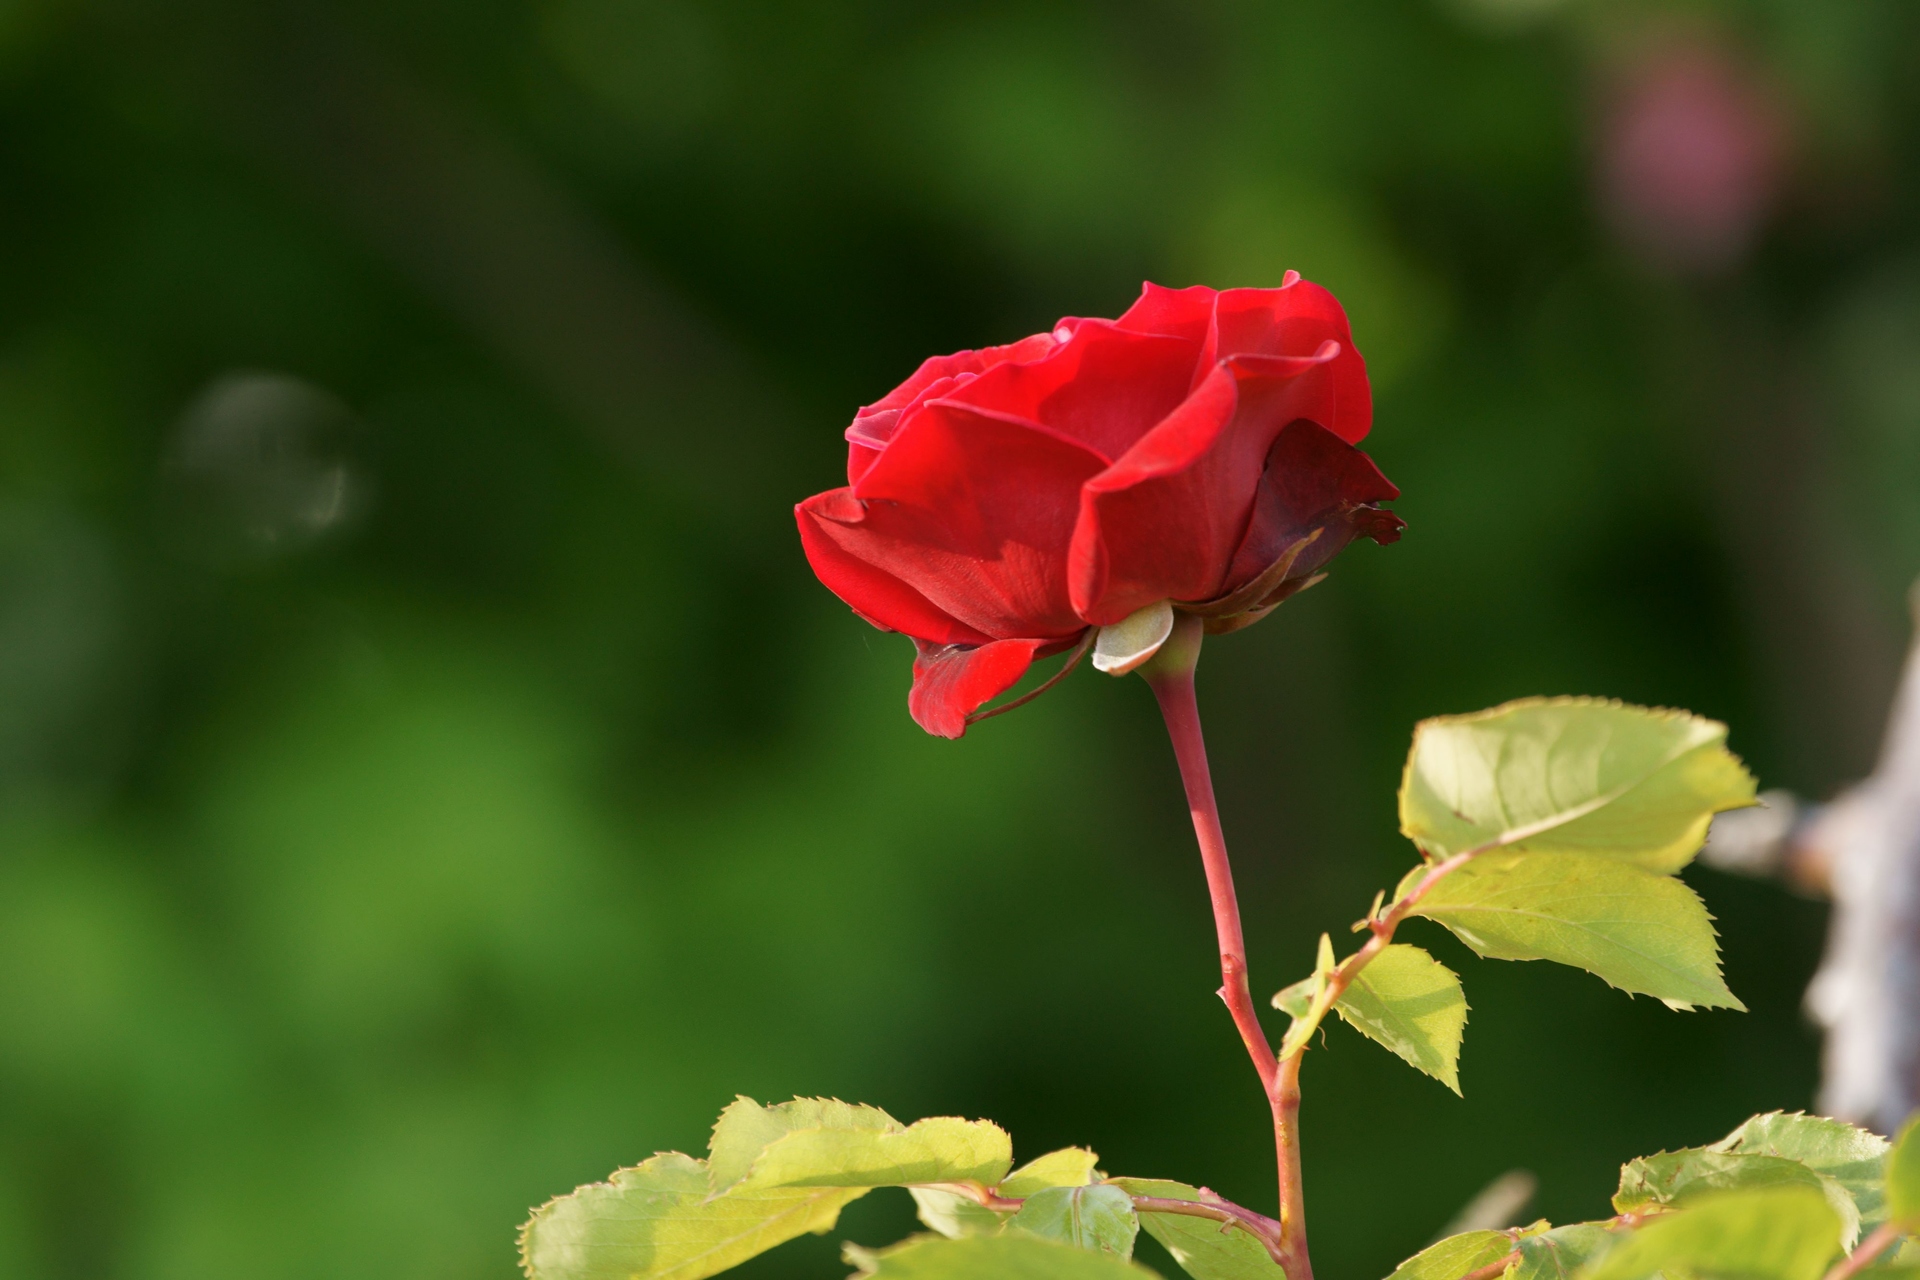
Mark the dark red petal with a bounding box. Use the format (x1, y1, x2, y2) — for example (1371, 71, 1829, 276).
(796, 490, 994, 647)
(844, 399, 1107, 639)
(936, 321, 1201, 462)
(1067, 347, 1345, 625)
(908, 637, 1050, 739)
(1223, 420, 1401, 590)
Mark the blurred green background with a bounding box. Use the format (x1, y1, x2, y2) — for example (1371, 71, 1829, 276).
(4, 1, 1920, 1276)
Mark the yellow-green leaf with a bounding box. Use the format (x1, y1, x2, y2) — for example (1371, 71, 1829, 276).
(1613, 1149, 1860, 1249)
(519, 1151, 866, 1280)
(1399, 698, 1756, 872)
(1106, 1178, 1284, 1280)
(911, 1147, 1099, 1239)
(1402, 851, 1742, 1010)
(848, 1232, 1159, 1280)
(1333, 944, 1468, 1094)
(1008, 1184, 1138, 1258)
(1509, 1223, 1616, 1279)
(908, 1188, 1008, 1240)
(740, 1114, 1012, 1190)
(1382, 1229, 1512, 1280)
(708, 1096, 898, 1195)
(1002, 1148, 1101, 1197)
(1889, 1117, 1920, 1228)
(1583, 1185, 1841, 1280)
(1708, 1112, 1891, 1231)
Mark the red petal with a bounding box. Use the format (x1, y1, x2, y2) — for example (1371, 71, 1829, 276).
(859, 332, 1061, 417)
(797, 490, 994, 646)
(1114, 282, 1220, 343)
(1211, 282, 1371, 443)
(1067, 347, 1347, 624)
(841, 399, 1106, 639)
(909, 637, 1050, 739)
(935, 320, 1201, 462)
(846, 334, 1059, 484)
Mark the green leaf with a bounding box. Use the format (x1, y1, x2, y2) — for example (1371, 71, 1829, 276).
(908, 1189, 1008, 1241)
(1382, 1230, 1512, 1280)
(1401, 851, 1742, 1010)
(912, 1147, 1100, 1239)
(1708, 1111, 1891, 1231)
(1613, 1150, 1860, 1249)
(1275, 936, 1340, 1059)
(1509, 1223, 1616, 1279)
(1009, 1184, 1138, 1258)
(1106, 1178, 1285, 1280)
(1003, 1148, 1102, 1197)
(708, 1096, 899, 1195)
(740, 1114, 1012, 1190)
(1332, 944, 1468, 1094)
(847, 1233, 1158, 1280)
(1583, 1185, 1842, 1280)
(519, 1151, 867, 1280)
(1271, 974, 1316, 1020)
(1888, 1116, 1920, 1228)
(1398, 698, 1756, 872)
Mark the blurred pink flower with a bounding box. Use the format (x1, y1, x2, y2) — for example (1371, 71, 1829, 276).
(1597, 41, 1786, 274)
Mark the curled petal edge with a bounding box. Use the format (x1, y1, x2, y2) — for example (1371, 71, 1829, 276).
(908, 636, 1054, 739)
(967, 629, 1096, 728)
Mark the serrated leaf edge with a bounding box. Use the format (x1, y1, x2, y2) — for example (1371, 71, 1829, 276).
(737, 1115, 1013, 1191)
(1332, 945, 1469, 1095)
(1397, 695, 1757, 858)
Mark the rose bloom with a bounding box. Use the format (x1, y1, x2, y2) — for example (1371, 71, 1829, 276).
(797, 279, 1401, 738)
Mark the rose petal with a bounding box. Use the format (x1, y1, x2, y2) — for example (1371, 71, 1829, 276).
(846, 398, 1106, 639)
(846, 334, 1060, 484)
(797, 490, 994, 646)
(1216, 284, 1370, 419)
(1113, 282, 1219, 344)
(908, 637, 1051, 738)
(858, 332, 1060, 419)
(1223, 419, 1402, 589)
(1067, 348, 1347, 625)
(936, 321, 1200, 462)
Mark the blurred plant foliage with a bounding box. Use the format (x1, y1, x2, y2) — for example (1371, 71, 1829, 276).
(2, 1, 1920, 1278)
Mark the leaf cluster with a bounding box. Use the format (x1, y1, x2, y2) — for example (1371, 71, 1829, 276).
(1391, 1111, 1920, 1280)
(522, 1103, 1920, 1280)
(1274, 698, 1755, 1094)
(521, 1095, 1283, 1280)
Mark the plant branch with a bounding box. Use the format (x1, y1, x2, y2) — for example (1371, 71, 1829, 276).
(1457, 1254, 1520, 1280)
(1822, 1221, 1904, 1280)
(1127, 1196, 1288, 1265)
(1282, 847, 1481, 1054)
(930, 1179, 1287, 1265)
(1140, 614, 1312, 1280)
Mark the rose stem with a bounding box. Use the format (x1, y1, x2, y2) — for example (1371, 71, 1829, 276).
(1823, 1222, 1904, 1280)
(1140, 613, 1312, 1280)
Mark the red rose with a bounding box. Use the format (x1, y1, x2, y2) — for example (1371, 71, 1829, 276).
(797, 279, 1402, 738)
